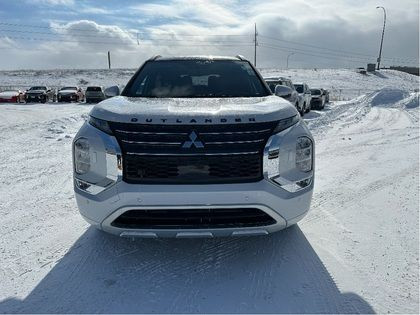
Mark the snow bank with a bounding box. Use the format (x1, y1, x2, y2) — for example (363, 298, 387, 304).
(370, 88, 409, 106)
(400, 92, 419, 109)
(368, 88, 419, 110)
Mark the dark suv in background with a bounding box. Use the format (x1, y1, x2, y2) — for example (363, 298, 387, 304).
(25, 86, 56, 103)
(310, 89, 326, 109)
(85, 86, 106, 103)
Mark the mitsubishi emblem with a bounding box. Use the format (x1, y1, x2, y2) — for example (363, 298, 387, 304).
(182, 131, 204, 148)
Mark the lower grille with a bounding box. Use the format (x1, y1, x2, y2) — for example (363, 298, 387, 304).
(111, 208, 276, 229)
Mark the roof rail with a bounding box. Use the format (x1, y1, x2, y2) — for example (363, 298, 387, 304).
(236, 55, 246, 60)
(148, 55, 161, 61)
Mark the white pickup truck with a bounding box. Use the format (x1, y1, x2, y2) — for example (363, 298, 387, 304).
(72, 55, 314, 238)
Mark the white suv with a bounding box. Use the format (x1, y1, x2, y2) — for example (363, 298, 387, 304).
(294, 83, 312, 113)
(264, 77, 305, 116)
(73, 56, 314, 238)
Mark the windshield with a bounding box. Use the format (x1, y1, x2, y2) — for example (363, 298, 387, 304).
(29, 86, 46, 90)
(311, 89, 321, 95)
(122, 60, 270, 98)
(60, 87, 77, 91)
(86, 86, 102, 91)
(294, 85, 303, 93)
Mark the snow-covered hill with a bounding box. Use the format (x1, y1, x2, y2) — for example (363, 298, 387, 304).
(0, 70, 418, 313)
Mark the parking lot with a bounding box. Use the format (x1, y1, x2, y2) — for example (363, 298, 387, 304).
(0, 68, 418, 313)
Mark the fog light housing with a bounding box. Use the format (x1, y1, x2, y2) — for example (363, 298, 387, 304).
(271, 176, 313, 193)
(74, 138, 90, 174)
(296, 136, 313, 172)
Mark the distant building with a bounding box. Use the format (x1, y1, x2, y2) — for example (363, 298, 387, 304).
(367, 64, 376, 72)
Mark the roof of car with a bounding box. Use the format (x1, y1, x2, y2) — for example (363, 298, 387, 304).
(150, 55, 246, 61)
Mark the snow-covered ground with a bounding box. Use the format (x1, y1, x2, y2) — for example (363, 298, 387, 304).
(0, 69, 418, 313)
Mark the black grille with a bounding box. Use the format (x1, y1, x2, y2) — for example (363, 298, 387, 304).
(108, 121, 277, 184)
(111, 208, 276, 229)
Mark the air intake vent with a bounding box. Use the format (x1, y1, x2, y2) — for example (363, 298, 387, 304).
(111, 208, 276, 229)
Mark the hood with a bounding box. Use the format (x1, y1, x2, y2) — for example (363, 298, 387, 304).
(90, 95, 298, 124)
(26, 90, 46, 94)
(0, 91, 19, 98)
(58, 89, 77, 94)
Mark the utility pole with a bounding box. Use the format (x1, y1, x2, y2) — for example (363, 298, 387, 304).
(107, 51, 111, 69)
(376, 6, 386, 70)
(286, 52, 295, 69)
(254, 23, 257, 67)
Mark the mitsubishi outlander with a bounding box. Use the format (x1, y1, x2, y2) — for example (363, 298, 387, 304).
(73, 56, 314, 238)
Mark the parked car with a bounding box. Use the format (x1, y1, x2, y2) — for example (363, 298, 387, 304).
(25, 86, 55, 103)
(0, 90, 25, 103)
(73, 55, 314, 238)
(310, 89, 326, 109)
(294, 83, 312, 113)
(57, 86, 84, 102)
(85, 86, 105, 103)
(264, 77, 305, 115)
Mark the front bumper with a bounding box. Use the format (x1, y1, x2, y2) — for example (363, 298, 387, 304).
(58, 94, 78, 102)
(26, 94, 46, 102)
(76, 178, 313, 238)
(73, 119, 314, 238)
(310, 98, 323, 107)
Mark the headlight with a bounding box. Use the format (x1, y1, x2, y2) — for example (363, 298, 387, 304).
(74, 138, 90, 174)
(296, 136, 313, 172)
(273, 115, 300, 134)
(88, 116, 113, 135)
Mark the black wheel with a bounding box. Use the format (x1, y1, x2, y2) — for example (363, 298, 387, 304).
(297, 103, 304, 116)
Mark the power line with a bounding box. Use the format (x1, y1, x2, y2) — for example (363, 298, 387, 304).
(0, 29, 251, 44)
(259, 34, 417, 63)
(0, 35, 254, 47)
(0, 22, 248, 37)
(259, 42, 373, 62)
(0, 21, 416, 63)
(260, 44, 383, 64)
(0, 21, 417, 66)
(259, 42, 416, 65)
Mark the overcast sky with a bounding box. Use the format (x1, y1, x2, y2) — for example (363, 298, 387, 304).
(0, 0, 418, 70)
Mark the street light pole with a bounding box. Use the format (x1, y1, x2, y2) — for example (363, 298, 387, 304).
(376, 6, 386, 70)
(286, 52, 295, 69)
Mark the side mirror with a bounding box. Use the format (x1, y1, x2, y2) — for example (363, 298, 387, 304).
(274, 85, 293, 99)
(104, 85, 120, 98)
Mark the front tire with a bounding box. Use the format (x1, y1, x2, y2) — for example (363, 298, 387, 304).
(297, 103, 304, 116)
